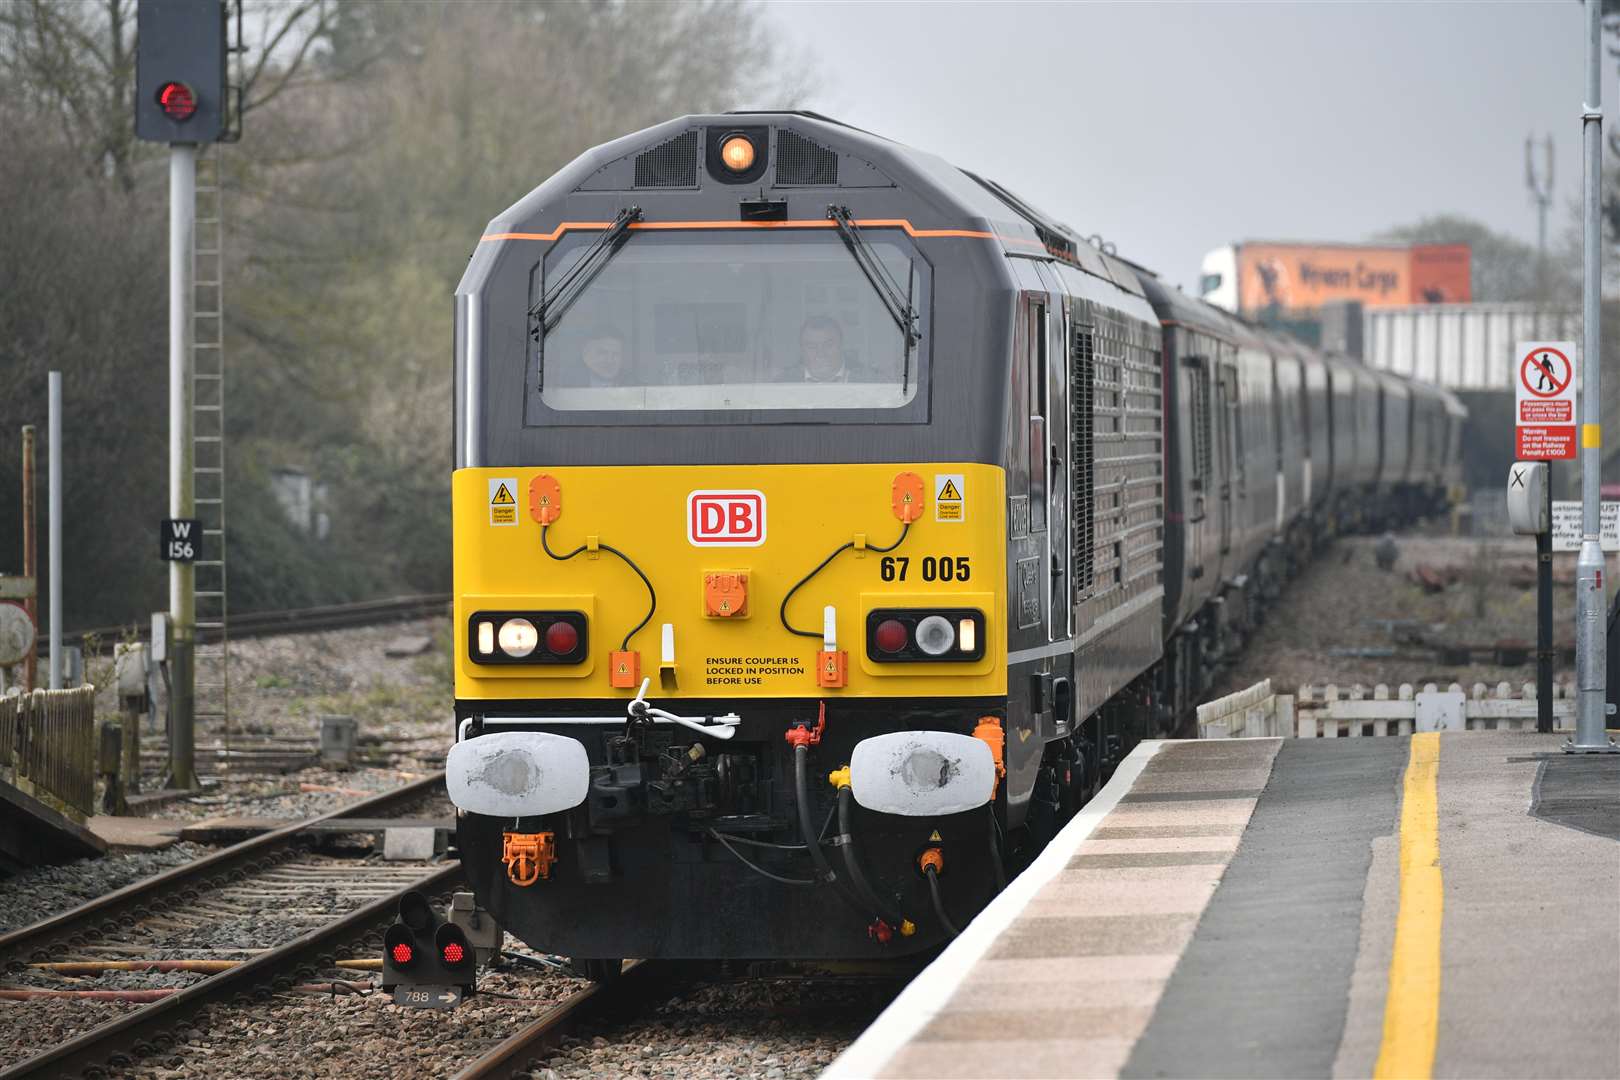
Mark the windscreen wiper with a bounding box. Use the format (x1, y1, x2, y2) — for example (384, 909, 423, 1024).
(827, 205, 920, 389)
(529, 205, 642, 336)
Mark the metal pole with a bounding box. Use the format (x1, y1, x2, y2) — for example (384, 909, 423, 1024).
(47, 371, 62, 690)
(20, 425, 35, 693)
(168, 143, 197, 787)
(1572, 0, 1615, 752)
(1539, 472, 1553, 734)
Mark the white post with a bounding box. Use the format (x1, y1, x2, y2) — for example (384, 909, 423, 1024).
(47, 370, 62, 690)
(168, 143, 198, 787)
(1572, 0, 1614, 751)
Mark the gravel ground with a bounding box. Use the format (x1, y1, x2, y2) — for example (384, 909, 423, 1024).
(532, 976, 896, 1080)
(78, 967, 894, 1080)
(107, 961, 583, 1079)
(0, 1000, 141, 1071)
(91, 616, 455, 797)
(0, 843, 210, 933)
(1209, 529, 1598, 701)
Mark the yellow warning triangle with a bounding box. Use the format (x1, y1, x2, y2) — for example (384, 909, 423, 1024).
(928, 829, 942, 842)
(492, 483, 515, 505)
(938, 479, 961, 500)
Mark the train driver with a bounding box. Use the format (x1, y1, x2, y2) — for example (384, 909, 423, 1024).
(567, 326, 627, 388)
(783, 315, 869, 383)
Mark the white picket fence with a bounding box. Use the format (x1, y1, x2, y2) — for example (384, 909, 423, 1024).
(1198, 678, 1576, 739)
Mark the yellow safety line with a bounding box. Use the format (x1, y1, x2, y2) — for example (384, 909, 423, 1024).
(1374, 732, 1443, 1080)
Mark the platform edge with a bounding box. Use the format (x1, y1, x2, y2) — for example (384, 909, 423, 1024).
(823, 739, 1170, 1079)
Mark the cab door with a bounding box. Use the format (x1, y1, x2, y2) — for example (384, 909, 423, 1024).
(1032, 267, 1073, 640)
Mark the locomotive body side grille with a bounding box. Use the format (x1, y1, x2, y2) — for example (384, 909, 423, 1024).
(634, 130, 700, 188)
(775, 129, 839, 186)
(1072, 323, 1096, 597)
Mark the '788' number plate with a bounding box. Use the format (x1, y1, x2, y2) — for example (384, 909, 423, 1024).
(392, 985, 463, 1010)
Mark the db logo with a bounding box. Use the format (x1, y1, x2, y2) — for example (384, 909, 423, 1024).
(687, 490, 766, 547)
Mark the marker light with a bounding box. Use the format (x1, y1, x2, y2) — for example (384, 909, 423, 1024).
(544, 620, 579, 656)
(720, 135, 756, 172)
(497, 618, 538, 657)
(477, 620, 495, 655)
(874, 619, 909, 654)
(157, 81, 197, 122)
(957, 617, 976, 655)
(914, 615, 956, 656)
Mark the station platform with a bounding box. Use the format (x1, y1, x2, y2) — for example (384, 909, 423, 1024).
(828, 733, 1620, 1079)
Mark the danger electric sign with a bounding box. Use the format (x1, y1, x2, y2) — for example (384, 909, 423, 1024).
(1514, 340, 1577, 461)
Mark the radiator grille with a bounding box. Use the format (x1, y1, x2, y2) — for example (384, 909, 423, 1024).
(634, 130, 699, 188)
(775, 129, 838, 186)
(1072, 323, 1095, 595)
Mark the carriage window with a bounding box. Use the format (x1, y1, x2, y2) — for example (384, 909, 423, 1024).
(536, 231, 923, 412)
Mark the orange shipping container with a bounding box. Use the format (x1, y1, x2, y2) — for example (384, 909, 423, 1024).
(1222, 242, 1471, 313)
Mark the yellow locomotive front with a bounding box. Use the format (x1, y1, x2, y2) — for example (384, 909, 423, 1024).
(447, 115, 1039, 962)
(451, 463, 1010, 959)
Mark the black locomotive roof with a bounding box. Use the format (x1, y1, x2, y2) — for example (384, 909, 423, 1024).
(475, 111, 1144, 297)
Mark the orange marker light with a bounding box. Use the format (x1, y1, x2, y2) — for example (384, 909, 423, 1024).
(720, 135, 756, 172)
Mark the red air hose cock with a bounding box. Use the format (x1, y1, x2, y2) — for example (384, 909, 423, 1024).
(784, 700, 827, 749)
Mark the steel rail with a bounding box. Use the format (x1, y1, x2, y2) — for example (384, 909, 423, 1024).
(0, 771, 447, 968)
(69, 592, 452, 654)
(452, 961, 673, 1080)
(0, 861, 463, 1079)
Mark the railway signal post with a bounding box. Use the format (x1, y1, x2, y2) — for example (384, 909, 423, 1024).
(135, 0, 232, 787)
(1573, 0, 1615, 752)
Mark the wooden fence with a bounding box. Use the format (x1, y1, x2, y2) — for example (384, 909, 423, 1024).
(1198, 679, 1576, 740)
(0, 686, 98, 820)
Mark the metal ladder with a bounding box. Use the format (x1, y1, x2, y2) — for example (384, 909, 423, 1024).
(192, 145, 230, 754)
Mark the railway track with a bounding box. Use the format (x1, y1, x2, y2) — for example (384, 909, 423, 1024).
(71, 593, 452, 655)
(0, 773, 453, 1075)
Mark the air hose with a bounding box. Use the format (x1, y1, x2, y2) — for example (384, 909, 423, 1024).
(793, 745, 876, 918)
(837, 785, 907, 929)
(925, 865, 960, 937)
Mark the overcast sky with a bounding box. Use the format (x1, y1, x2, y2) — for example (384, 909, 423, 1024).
(765, 1, 1592, 292)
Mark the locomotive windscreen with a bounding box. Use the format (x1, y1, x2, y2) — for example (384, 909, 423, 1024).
(534, 231, 924, 413)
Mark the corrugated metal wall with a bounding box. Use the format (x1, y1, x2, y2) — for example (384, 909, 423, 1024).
(1363, 304, 1581, 391)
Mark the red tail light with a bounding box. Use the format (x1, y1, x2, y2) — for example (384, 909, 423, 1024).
(874, 619, 909, 654)
(544, 620, 579, 656)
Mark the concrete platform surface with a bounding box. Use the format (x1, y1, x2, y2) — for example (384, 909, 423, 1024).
(828, 734, 1620, 1080)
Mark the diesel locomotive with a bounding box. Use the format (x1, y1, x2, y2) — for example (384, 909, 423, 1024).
(444, 113, 1465, 970)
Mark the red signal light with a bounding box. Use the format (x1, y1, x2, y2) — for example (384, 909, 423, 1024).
(391, 941, 414, 965)
(441, 940, 465, 965)
(874, 619, 908, 654)
(544, 620, 579, 656)
(157, 81, 197, 122)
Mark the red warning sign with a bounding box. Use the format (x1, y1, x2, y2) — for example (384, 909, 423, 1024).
(1515, 341, 1577, 461)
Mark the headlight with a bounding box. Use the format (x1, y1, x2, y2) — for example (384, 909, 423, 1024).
(864, 609, 986, 663)
(468, 611, 588, 665)
(497, 618, 538, 657)
(913, 615, 955, 656)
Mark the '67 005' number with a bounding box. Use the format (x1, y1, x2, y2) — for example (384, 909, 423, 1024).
(880, 555, 970, 582)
